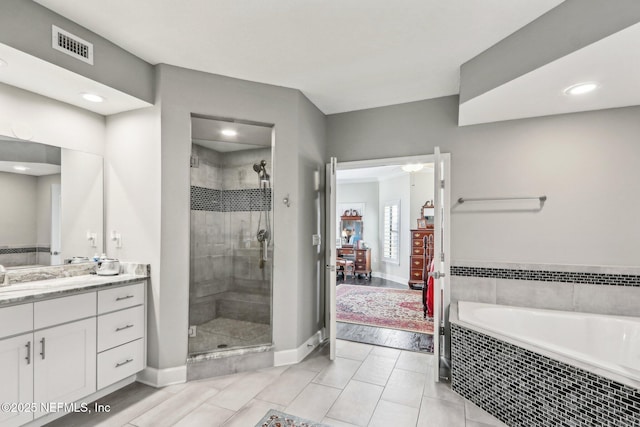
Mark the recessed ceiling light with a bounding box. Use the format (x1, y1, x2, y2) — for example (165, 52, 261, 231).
(0, 58, 7, 67)
(221, 129, 237, 137)
(81, 93, 105, 103)
(13, 165, 29, 171)
(564, 82, 599, 96)
(401, 164, 424, 173)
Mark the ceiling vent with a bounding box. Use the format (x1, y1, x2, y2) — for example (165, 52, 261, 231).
(51, 25, 93, 65)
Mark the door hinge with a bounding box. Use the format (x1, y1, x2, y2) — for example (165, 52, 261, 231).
(439, 326, 445, 335)
(440, 179, 445, 189)
(440, 252, 445, 262)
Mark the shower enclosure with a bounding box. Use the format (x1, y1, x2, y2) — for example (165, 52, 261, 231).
(188, 117, 273, 357)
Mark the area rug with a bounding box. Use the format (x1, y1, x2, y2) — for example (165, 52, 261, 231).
(336, 284, 434, 334)
(254, 409, 330, 427)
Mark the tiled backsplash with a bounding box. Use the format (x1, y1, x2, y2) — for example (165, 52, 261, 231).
(451, 266, 640, 286)
(451, 323, 640, 427)
(191, 186, 271, 212)
(450, 261, 640, 317)
(0, 246, 51, 267)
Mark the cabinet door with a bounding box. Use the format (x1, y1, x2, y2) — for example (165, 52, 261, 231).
(0, 334, 34, 427)
(33, 317, 96, 417)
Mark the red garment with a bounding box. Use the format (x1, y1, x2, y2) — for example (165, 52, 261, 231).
(426, 260, 435, 318)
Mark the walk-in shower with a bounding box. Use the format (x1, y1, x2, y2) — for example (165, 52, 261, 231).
(188, 116, 273, 358)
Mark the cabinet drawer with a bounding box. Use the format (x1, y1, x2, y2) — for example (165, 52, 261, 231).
(0, 303, 33, 338)
(97, 338, 144, 389)
(98, 305, 145, 352)
(410, 256, 424, 270)
(355, 256, 365, 263)
(338, 248, 354, 255)
(34, 292, 96, 330)
(412, 247, 424, 256)
(413, 239, 424, 247)
(98, 282, 144, 314)
(410, 270, 423, 281)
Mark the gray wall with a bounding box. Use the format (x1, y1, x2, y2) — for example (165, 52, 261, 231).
(327, 95, 640, 267)
(110, 64, 327, 371)
(0, 0, 154, 104)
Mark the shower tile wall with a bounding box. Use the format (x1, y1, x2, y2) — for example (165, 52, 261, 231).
(190, 144, 272, 332)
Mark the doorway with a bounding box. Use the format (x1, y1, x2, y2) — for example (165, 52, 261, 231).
(326, 151, 451, 380)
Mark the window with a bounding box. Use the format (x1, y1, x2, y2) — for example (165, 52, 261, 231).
(383, 200, 400, 263)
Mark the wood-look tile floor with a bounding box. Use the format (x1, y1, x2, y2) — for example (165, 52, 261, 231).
(48, 340, 507, 427)
(336, 276, 434, 353)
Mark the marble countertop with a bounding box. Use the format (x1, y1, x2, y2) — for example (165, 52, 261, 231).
(0, 274, 148, 306)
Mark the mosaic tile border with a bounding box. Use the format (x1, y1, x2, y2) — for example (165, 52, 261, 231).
(451, 323, 640, 427)
(191, 186, 271, 212)
(450, 265, 640, 287)
(0, 247, 51, 255)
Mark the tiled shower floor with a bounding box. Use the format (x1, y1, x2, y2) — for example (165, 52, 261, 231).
(188, 317, 271, 355)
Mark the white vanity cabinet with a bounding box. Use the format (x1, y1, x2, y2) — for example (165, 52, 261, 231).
(33, 317, 97, 412)
(0, 333, 34, 427)
(0, 280, 146, 427)
(96, 282, 145, 389)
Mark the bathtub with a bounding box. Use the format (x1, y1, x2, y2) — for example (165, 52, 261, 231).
(450, 301, 640, 426)
(455, 301, 640, 385)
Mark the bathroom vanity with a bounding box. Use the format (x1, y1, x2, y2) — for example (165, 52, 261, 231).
(0, 268, 148, 427)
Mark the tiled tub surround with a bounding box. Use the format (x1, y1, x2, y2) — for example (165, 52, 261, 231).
(450, 304, 640, 427)
(189, 144, 273, 358)
(451, 261, 640, 317)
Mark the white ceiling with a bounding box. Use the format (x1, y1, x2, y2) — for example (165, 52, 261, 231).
(191, 116, 272, 152)
(459, 21, 640, 125)
(337, 164, 433, 183)
(33, 0, 564, 114)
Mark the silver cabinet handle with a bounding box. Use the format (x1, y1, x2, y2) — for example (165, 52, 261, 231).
(116, 324, 134, 332)
(40, 337, 45, 360)
(25, 341, 31, 365)
(116, 295, 134, 301)
(115, 358, 133, 368)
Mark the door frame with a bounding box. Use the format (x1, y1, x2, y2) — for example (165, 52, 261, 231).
(327, 153, 451, 378)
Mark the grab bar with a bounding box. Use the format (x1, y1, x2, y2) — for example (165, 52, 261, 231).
(458, 196, 546, 204)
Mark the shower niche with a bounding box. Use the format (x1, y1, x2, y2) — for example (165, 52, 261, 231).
(189, 115, 274, 357)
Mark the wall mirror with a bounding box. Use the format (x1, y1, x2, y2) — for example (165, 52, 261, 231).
(0, 136, 104, 268)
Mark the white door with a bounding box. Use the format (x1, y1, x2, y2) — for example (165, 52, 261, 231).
(33, 318, 96, 418)
(325, 158, 337, 360)
(0, 334, 34, 427)
(431, 147, 451, 382)
(50, 184, 61, 265)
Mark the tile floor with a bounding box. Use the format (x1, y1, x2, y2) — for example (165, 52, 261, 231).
(50, 340, 507, 427)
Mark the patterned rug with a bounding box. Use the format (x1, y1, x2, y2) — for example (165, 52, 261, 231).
(336, 284, 434, 334)
(254, 409, 330, 427)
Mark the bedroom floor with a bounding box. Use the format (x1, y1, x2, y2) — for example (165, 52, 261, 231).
(336, 276, 433, 353)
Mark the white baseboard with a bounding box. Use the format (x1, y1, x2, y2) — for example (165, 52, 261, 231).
(274, 330, 323, 366)
(137, 365, 187, 388)
(373, 271, 408, 285)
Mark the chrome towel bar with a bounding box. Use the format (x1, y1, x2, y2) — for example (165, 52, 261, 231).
(458, 196, 547, 204)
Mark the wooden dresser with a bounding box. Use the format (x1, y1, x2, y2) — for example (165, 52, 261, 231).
(337, 247, 372, 280)
(408, 227, 434, 289)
